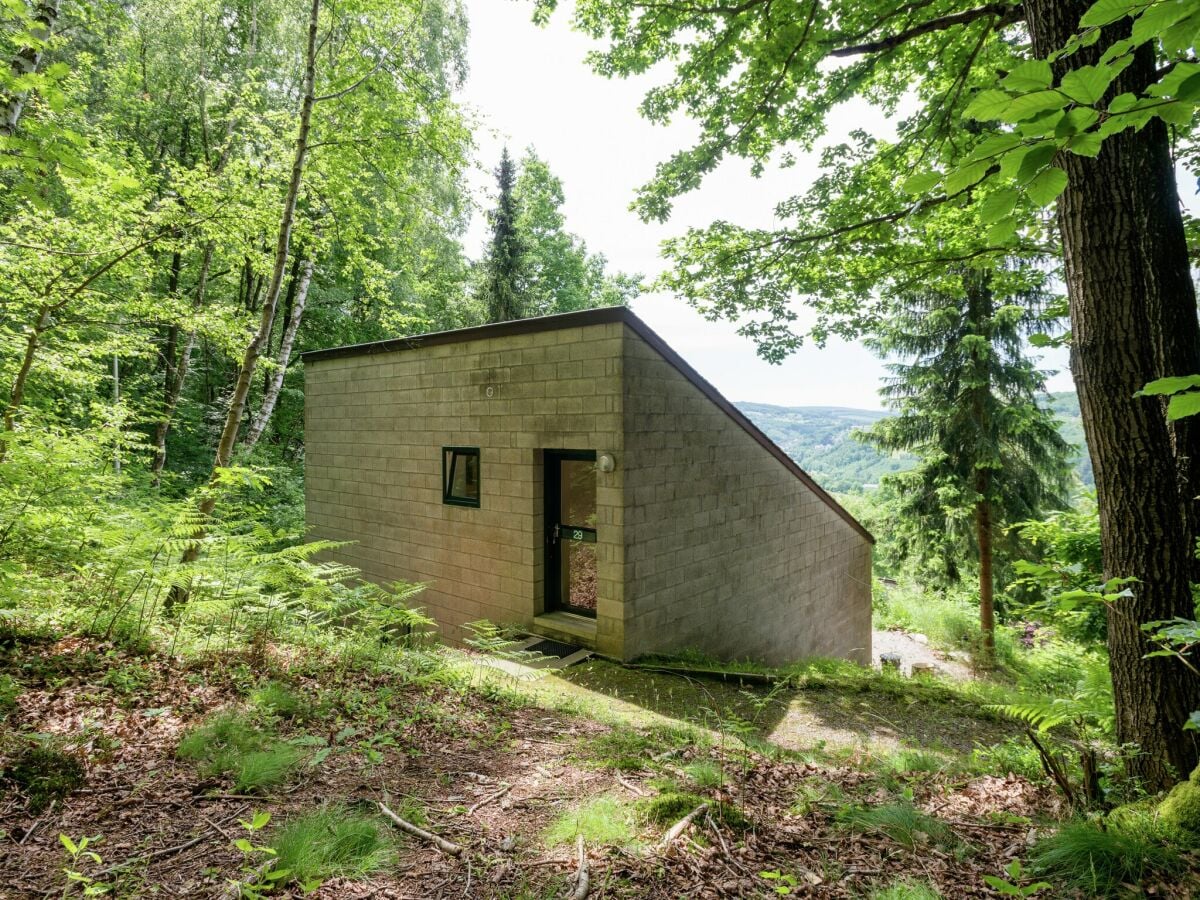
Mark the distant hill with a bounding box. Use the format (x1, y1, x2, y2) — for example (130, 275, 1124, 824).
(737, 393, 1092, 493)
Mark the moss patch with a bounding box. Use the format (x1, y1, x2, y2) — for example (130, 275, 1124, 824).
(1160, 766, 1200, 837)
(5, 744, 85, 811)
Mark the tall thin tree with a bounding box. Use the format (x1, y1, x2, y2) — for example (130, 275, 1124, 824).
(859, 268, 1072, 656)
(478, 148, 527, 323)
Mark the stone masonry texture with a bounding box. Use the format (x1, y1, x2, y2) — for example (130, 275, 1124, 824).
(304, 312, 872, 664)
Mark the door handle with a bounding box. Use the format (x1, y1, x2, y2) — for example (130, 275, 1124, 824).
(551, 523, 560, 544)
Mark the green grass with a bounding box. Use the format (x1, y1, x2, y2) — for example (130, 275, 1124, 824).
(683, 760, 725, 789)
(543, 795, 638, 847)
(177, 710, 303, 793)
(867, 879, 944, 900)
(837, 801, 955, 850)
(1029, 820, 1184, 896)
(177, 711, 265, 761)
(250, 681, 306, 720)
(574, 724, 698, 772)
(270, 805, 396, 886)
(230, 745, 304, 792)
(639, 790, 749, 831)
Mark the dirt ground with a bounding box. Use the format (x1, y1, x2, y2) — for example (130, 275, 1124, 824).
(0, 634, 1180, 899)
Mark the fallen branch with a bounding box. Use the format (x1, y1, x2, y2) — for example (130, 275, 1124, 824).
(467, 783, 511, 815)
(378, 801, 463, 856)
(658, 803, 708, 850)
(615, 773, 647, 797)
(569, 834, 589, 900)
(19, 799, 55, 845)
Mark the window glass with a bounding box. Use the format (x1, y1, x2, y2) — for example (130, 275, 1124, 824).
(443, 447, 480, 507)
(559, 459, 596, 528)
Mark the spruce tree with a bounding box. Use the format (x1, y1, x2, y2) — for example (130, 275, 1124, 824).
(478, 148, 527, 323)
(859, 268, 1072, 656)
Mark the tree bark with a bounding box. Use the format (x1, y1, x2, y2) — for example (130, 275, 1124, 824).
(976, 486, 995, 659)
(243, 258, 313, 453)
(0, 0, 61, 137)
(150, 244, 214, 485)
(168, 0, 322, 607)
(1025, 0, 1200, 791)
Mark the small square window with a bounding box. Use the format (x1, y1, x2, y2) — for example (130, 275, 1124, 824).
(443, 447, 480, 507)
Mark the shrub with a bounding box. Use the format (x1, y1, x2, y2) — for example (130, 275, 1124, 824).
(271, 805, 395, 886)
(1029, 820, 1182, 896)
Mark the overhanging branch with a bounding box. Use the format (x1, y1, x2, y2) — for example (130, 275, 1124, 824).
(828, 3, 1024, 57)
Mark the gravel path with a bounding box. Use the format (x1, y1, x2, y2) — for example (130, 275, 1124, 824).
(872, 628, 974, 681)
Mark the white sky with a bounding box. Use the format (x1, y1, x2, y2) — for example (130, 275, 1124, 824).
(456, 0, 1074, 409)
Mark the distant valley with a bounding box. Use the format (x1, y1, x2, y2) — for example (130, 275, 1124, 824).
(737, 392, 1091, 494)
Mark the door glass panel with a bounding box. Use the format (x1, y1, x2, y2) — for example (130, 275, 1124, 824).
(561, 540, 598, 612)
(560, 459, 596, 528)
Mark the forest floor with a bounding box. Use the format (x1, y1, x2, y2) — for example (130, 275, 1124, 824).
(0, 630, 1191, 899)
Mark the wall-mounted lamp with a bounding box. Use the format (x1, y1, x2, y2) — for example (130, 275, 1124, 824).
(597, 452, 616, 473)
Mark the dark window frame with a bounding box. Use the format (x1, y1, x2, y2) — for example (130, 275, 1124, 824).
(442, 446, 481, 508)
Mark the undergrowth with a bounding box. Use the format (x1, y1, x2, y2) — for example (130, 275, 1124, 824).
(270, 805, 396, 887)
(1029, 818, 1186, 896)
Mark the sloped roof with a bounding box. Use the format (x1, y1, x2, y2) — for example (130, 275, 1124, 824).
(302, 307, 874, 543)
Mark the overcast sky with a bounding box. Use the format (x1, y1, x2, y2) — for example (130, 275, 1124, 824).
(456, 0, 1074, 410)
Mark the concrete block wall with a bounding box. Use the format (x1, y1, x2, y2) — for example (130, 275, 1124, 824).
(619, 327, 873, 665)
(304, 321, 627, 655)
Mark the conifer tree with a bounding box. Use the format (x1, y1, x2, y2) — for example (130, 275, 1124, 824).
(859, 268, 1072, 656)
(478, 148, 527, 323)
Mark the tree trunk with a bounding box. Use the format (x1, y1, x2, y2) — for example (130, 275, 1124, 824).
(243, 258, 313, 453)
(976, 489, 995, 659)
(0, 0, 61, 136)
(0, 304, 52, 461)
(168, 0, 321, 607)
(1025, 0, 1200, 791)
(150, 245, 214, 485)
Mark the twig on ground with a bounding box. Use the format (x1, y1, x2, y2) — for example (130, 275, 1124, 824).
(658, 803, 708, 850)
(467, 782, 510, 815)
(569, 834, 589, 900)
(378, 801, 463, 856)
(18, 800, 55, 845)
(707, 812, 749, 873)
(615, 773, 647, 797)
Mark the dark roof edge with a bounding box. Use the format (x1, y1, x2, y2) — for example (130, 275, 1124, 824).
(618, 311, 875, 545)
(300, 306, 629, 363)
(302, 306, 874, 544)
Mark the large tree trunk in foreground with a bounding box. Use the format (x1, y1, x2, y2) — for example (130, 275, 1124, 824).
(1026, 0, 1200, 791)
(0, 0, 61, 137)
(243, 257, 313, 453)
(167, 0, 321, 607)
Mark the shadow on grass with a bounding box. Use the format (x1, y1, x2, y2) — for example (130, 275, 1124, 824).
(544, 657, 1021, 755)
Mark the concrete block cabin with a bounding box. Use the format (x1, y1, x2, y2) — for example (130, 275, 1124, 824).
(302, 307, 873, 665)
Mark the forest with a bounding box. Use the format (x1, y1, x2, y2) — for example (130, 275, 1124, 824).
(2, 0, 1200, 897)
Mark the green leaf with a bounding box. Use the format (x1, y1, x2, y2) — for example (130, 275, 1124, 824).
(1136, 374, 1200, 396)
(1026, 168, 1068, 206)
(964, 89, 1014, 121)
(1002, 91, 1071, 123)
(944, 162, 990, 195)
(1003, 60, 1054, 92)
(902, 171, 941, 195)
(1017, 142, 1059, 182)
(987, 216, 1019, 245)
(234, 838, 255, 854)
(1157, 102, 1194, 126)
(1168, 392, 1200, 420)
(1081, 0, 1148, 28)
(1055, 106, 1100, 137)
(978, 188, 1019, 224)
(1177, 72, 1200, 102)
(1067, 132, 1103, 157)
(60, 834, 79, 855)
(251, 811, 271, 830)
(1060, 65, 1116, 104)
